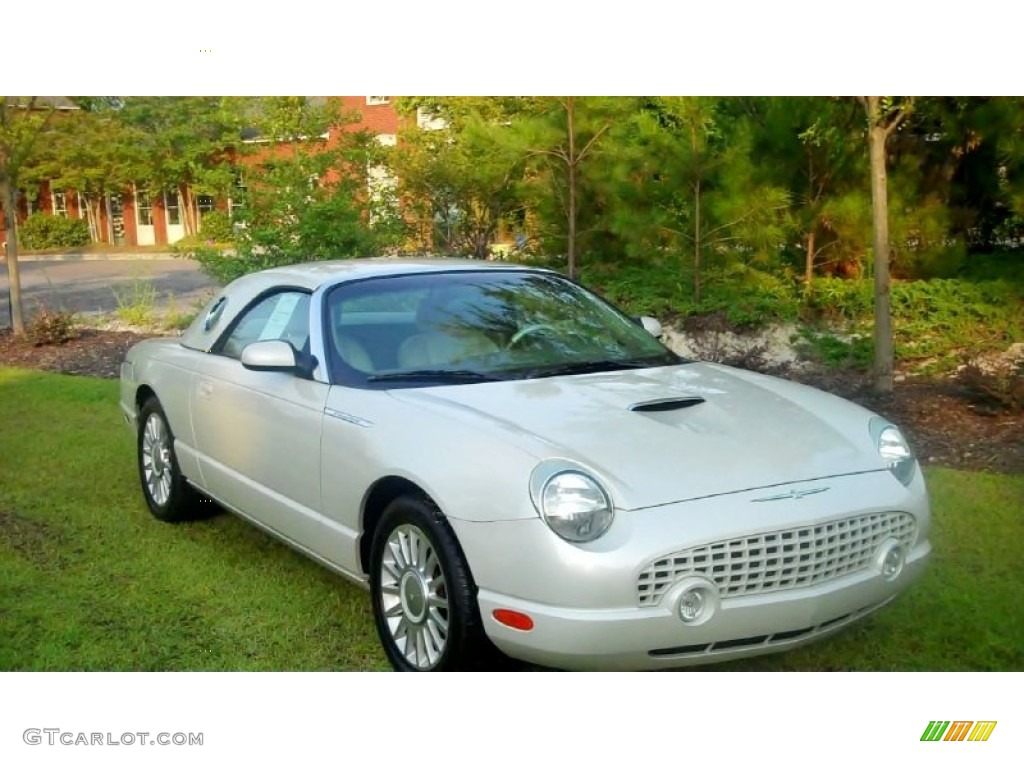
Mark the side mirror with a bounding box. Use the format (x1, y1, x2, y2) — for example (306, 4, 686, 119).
(240, 340, 298, 372)
(639, 316, 663, 338)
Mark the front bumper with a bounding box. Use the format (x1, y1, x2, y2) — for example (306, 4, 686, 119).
(450, 468, 931, 670)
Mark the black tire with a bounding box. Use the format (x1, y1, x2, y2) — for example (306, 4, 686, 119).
(137, 397, 200, 523)
(369, 495, 502, 671)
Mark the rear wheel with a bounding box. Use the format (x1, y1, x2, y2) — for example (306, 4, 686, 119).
(369, 495, 500, 671)
(137, 397, 200, 522)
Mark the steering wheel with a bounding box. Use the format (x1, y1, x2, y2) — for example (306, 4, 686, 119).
(507, 323, 560, 349)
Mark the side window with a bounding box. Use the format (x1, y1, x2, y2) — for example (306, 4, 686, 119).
(220, 291, 311, 360)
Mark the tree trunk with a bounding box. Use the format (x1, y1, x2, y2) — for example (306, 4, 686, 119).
(84, 195, 99, 243)
(182, 184, 197, 236)
(866, 103, 894, 394)
(693, 179, 702, 304)
(566, 97, 578, 281)
(1, 178, 26, 334)
(104, 194, 114, 244)
(804, 228, 816, 292)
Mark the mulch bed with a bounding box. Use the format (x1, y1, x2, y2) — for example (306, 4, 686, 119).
(791, 370, 1023, 476)
(2, 328, 1021, 475)
(0, 328, 161, 379)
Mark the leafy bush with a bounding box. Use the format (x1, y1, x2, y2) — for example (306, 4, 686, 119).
(795, 329, 873, 371)
(19, 214, 91, 250)
(803, 278, 873, 324)
(27, 306, 78, 346)
(198, 210, 235, 243)
(584, 260, 801, 329)
(187, 147, 403, 285)
(805, 275, 1024, 371)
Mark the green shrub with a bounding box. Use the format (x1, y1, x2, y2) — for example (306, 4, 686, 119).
(198, 210, 234, 243)
(803, 278, 873, 323)
(113, 279, 158, 327)
(805, 275, 1024, 371)
(27, 306, 78, 346)
(19, 214, 91, 250)
(584, 260, 801, 329)
(795, 329, 873, 371)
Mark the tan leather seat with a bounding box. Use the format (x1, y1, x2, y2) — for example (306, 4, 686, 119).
(398, 332, 497, 368)
(336, 335, 374, 372)
(397, 289, 498, 368)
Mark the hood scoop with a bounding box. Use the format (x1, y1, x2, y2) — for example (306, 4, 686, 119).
(629, 396, 706, 413)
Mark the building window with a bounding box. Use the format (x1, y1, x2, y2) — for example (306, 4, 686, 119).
(416, 107, 447, 131)
(366, 96, 390, 105)
(110, 193, 125, 244)
(229, 171, 247, 221)
(52, 188, 68, 218)
(136, 190, 153, 226)
(165, 190, 182, 226)
(197, 195, 215, 213)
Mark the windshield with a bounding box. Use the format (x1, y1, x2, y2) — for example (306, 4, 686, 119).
(324, 269, 681, 387)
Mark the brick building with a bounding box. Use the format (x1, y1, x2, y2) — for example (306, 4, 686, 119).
(2, 97, 402, 250)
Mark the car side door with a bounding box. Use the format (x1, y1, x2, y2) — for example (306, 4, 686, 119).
(190, 289, 329, 548)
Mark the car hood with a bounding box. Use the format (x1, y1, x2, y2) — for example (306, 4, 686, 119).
(389, 362, 885, 510)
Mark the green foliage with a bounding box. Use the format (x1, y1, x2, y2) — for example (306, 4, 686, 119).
(198, 210, 234, 243)
(804, 277, 874, 322)
(18, 213, 91, 250)
(26, 306, 78, 346)
(795, 329, 874, 371)
(389, 105, 527, 258)
(584, 260, 801, 328)
(190, 131, 399, 284)
(113, 279, 158, 327)
(806, 273, 1024, 369)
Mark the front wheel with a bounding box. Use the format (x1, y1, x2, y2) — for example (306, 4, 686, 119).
(369, 495, 499, 671)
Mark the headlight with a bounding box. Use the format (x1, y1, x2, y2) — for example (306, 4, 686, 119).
(870, 418, 916, 486)
(533, 467, 614, 543)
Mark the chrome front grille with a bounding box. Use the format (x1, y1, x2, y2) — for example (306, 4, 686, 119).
(636, 511, 917, 606)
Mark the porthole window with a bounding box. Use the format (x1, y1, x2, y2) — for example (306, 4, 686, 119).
(204, 296, 228, 332)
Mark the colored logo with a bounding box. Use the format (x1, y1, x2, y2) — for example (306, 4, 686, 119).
(921, 721, 997, 742)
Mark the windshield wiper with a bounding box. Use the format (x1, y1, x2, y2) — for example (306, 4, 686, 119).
(367, 369, 502, 384)
(526, 359, 657, 379)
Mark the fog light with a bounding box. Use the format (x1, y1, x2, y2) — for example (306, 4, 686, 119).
(679, 589, 705, 622)
(876, 538, 906, 581)
(672, 577, 719, 626)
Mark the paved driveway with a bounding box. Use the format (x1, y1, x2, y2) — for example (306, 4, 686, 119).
(0, 258, 218, 329)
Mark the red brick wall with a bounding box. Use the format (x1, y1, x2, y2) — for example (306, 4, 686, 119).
(338, 96, 400, 136)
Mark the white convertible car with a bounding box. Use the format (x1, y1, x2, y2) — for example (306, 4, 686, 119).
(119, 259, 931, 671)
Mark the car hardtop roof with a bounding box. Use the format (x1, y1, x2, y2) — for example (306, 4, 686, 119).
(256, 257, 547, 291)
(178, 258, 554, 351)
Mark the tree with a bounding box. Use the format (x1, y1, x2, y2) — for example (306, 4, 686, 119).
(390, 98, 528, 258)
(116, 97, 244, 236)
(738, 97, 868, 289)
(191, 98, 399, 283)
(596, 98, 789, 302)
(0, 97, 61, 334)
(28, 103, 140, 244)
(858, 96, 913, 394)
(522, 97, 612, 279)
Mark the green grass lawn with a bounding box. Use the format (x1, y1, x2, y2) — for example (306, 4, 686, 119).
(1, 366, 1021, 671)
